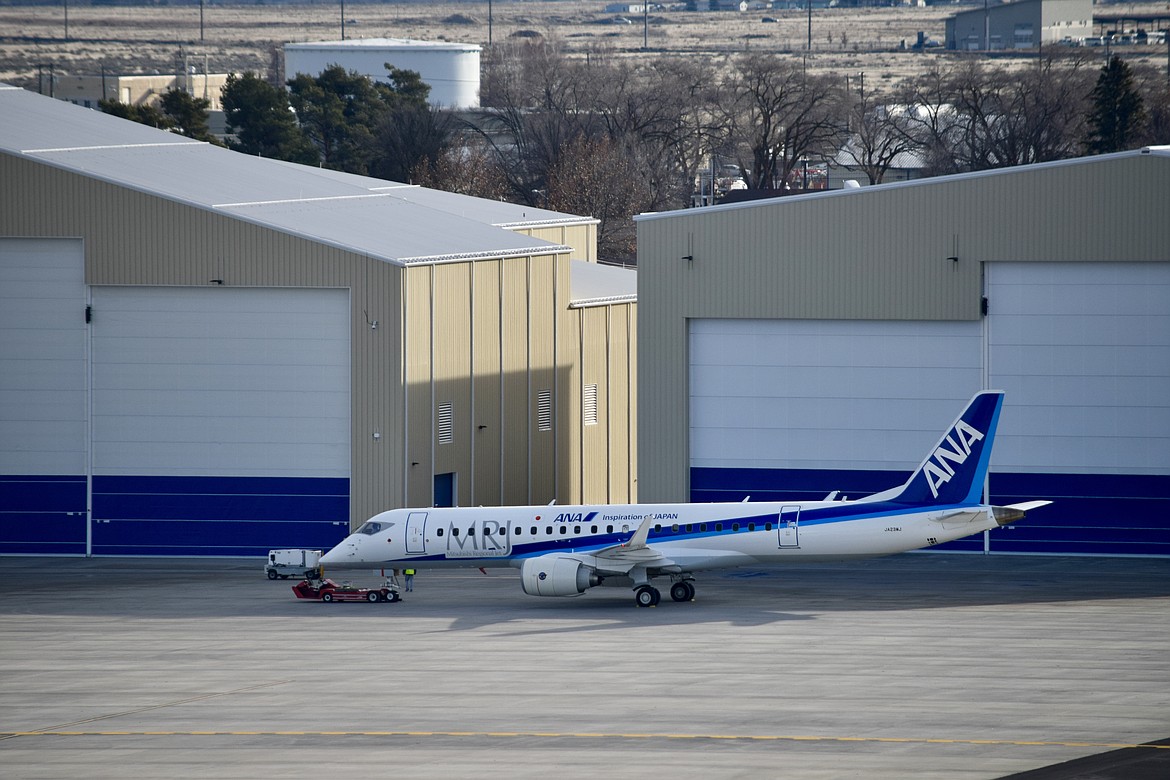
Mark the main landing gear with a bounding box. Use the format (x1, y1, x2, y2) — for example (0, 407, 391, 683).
(634, 579, 696, 607)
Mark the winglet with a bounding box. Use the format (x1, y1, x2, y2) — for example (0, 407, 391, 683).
(625, 514, 655, 550)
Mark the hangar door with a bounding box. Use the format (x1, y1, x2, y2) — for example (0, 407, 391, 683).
(689, 319, 984, 517)
(89, 287, 351, 556)
(985, 262, 1170, 556)
(0, 239, 88, 555)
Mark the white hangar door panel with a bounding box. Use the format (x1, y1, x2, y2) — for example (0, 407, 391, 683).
(986, 262, 1170, 556)
(688, 319, 984, 512)
(0, 239, 88, 555)
(89, 287, 351, 556)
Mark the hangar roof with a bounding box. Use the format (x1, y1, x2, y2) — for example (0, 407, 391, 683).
(0, 84, 584, 266)
(636, 145, 1170, 223)
(569, 260, 637, 308)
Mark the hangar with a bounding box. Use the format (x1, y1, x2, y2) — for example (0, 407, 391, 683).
(635, 147, 1169, 556)
(0, 85, 637, 557)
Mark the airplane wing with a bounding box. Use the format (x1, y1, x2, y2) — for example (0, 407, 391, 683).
(589, 515, 678, 575)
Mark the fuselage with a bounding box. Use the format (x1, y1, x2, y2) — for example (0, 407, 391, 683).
(318, 497, 997, 572)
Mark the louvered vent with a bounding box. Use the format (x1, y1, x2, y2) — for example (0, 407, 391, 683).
(438, 402, 454, 444)
(537, 389, 553, 432)
(583, 384, 598, 426)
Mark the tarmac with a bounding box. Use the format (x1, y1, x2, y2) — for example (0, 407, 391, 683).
(1, 553, 1168, 779)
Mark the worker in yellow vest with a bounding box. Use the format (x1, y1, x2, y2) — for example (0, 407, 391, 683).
(404, 568, 415, 592)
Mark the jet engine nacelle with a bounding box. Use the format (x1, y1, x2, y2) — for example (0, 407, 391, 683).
(520, 555, 600, 597)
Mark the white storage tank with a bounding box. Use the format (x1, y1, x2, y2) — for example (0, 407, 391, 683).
(284, 38, 481, 109)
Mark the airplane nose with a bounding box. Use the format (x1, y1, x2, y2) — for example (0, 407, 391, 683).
(320, 538, 357, 566)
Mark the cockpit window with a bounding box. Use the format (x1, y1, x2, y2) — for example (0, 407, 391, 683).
(357, 522, 383, 535)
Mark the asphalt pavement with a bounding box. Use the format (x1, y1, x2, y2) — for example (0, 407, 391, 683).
(1, 553, 1168, 779)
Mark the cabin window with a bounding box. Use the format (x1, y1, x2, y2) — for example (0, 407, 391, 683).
(607, 525, 614, 533)
(671, 524, 679, 533)
(765, 523, 772, 531)
(715, 523, 723, 532)
(466, 527, 475, 536)
(436, 528, 444, 537)
(546, 526, 552, 535)
(732, 523, 740, 532)
(559, 526, 567, 535)
(530, 526, 537, 535)
(452, 528, 460, 537)
(748, 523, 756, 531)
(573, 526, 581, 535)
(499, 527, 507, 535)
(700, 524, 707, 532)
(591, 525, 598, 534)
(685, 524, 693, 532)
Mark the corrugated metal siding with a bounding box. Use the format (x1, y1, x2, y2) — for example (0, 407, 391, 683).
(403, 266, 434, 507)
(573, 302, 638, 504)
(500, 257, 530, 505)
(433, 263, 474, 506)
(636, 152, 1170, 502)
(516, 224, 597, 263)
(529, 257, 557, 504)
(472, 261, 503, 506)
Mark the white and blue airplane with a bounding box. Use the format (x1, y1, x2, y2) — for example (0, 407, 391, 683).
(319, 391, 1050, 607)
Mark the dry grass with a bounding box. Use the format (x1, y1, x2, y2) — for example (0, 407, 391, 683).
(2, 2, 1167, 94)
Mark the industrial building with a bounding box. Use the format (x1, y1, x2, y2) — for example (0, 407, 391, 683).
(0, 85, 636, 557)
(635, 147, 1169, 556)
(284, 39, 481, 109)
(945, 0, 1092, 50)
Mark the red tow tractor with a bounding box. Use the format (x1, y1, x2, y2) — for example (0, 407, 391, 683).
(292, 574, 402, 604)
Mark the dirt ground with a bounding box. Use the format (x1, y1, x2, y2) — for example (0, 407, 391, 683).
(1, 2, 1167, 94)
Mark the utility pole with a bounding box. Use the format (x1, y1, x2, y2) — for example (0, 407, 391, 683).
(807, 0, 812, 51)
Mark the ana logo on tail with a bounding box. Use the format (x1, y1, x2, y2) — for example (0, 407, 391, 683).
(922, 420, 985, 499)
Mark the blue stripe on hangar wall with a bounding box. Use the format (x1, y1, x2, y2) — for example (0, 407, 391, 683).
(691, 467, 1170, 557)
(0, 474, 350, 556)
(0, 475, 88, 555)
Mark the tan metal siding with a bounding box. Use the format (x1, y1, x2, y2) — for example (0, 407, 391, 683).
(635, 152, 1170, 502)
(577, 306, 609, 501)
(606, 305, 633, 504)
(404, 266, 434, 507)
(500, 257, 531, 505)
(472, 260, 503, 506)
(432, 263, 474, 506)
(528, 257, 557, 504)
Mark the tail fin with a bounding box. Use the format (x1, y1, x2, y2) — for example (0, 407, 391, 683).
(883, 391, 1004, 507)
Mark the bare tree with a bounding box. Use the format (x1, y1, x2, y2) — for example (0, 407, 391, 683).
(717, 54, 844, 190)
(837, 83, 921, 185)
(546, 135, 654, 263)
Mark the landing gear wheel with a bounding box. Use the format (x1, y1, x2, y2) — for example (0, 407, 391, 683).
(267, 570, 278, 580)
(670, 581, 694, 602)
(635, 586, 659, 608)
(366, 591, 381, 602)
(322, 592, 335, 603)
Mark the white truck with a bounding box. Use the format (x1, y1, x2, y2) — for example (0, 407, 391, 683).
(265, 549, 322, 580)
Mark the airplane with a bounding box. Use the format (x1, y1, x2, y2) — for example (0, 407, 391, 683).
(319, 390, 1051, 607)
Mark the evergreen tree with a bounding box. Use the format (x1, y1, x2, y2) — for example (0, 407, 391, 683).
(221, 72, 317, 164)
(158, 88, 218, 143)
(1083, 55, 1146, 154)
(98, 98, 170, 130)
